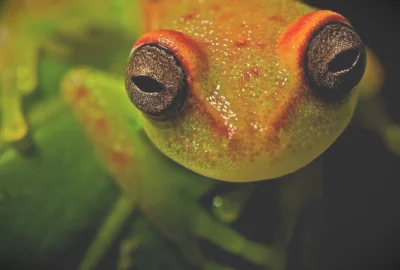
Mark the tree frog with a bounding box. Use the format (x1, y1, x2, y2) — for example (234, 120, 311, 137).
(0, 0, 393, 269)
(59, 0, 384, 269)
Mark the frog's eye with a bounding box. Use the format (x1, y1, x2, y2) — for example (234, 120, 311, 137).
(125, 44, 188, 119)
(306, 22, 366, 100)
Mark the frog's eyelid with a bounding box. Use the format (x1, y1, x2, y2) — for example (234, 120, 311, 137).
(277, 10, 349, 73)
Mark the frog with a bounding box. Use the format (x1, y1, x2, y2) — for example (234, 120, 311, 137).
(60, 0, 391, 269)
(0, 0, 395, 270)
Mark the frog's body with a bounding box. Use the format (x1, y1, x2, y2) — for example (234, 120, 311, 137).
(0, 0, 394, 269)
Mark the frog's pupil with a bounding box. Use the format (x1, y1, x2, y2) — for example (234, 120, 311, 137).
(328, 49, 360, 73)
(131, 75, 164, 93)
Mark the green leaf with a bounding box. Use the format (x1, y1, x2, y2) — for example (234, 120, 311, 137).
(0, 104, 120, 262)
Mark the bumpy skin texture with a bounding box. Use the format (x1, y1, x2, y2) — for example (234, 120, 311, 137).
(132, 0, 359, 181)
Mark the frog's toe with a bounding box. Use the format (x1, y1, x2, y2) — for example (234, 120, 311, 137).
(384, 125, 400, 156)
(0, 76, 31, 151)
(194, 204, 276, 267)
(0, 44, 39, 153)
(211, 184, 254, 224)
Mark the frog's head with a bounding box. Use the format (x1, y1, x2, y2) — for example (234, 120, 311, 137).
(125, 1, 366, 182)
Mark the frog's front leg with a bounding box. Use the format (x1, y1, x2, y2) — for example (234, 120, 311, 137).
(62, 68, 273, 269)
(78, 195, 135, 270)
(205, 159, 324, 270)
(132, 134, 273, 269)
(139, 191, 274, 269)
(62, 68, 216, 269)
(135, 136, 274, 268)
(211, 183, 255, 224)
(116, 215, 234, 270)
(62, 68, 143, 270)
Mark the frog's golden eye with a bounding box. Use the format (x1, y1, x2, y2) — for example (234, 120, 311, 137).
(305, 22, 366, 100)
(125, 44, 188, 119)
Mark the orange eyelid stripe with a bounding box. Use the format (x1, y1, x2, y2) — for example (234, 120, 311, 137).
(277, 10, 349, 75)
(133, 30, 208, 87)
(264, 11, 349, 139)
(133, 30, 221, 129)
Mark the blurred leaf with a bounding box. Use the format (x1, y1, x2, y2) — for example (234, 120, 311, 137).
(0, 102, 120, 262)
(0, 26, 123, 264)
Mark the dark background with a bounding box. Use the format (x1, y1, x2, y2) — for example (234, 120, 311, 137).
(304, 1, 400, 270)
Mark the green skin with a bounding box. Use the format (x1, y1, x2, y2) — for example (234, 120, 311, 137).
(0, 1, 395, 270)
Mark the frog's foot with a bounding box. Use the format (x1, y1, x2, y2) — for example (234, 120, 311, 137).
(0, 41, 39, 154)
(142, 197, 278, 270)
(117, 239, 136, 270)
(383, 125, 400, 155)
(0, 84, 34, 155)
(193, 203, 279, 269)
(115, 215, 233, 270)
(211, 183, 255, 224)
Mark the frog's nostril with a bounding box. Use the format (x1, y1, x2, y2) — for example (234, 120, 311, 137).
(328, 49, 360, 73)
(131, 76, 164, 93)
